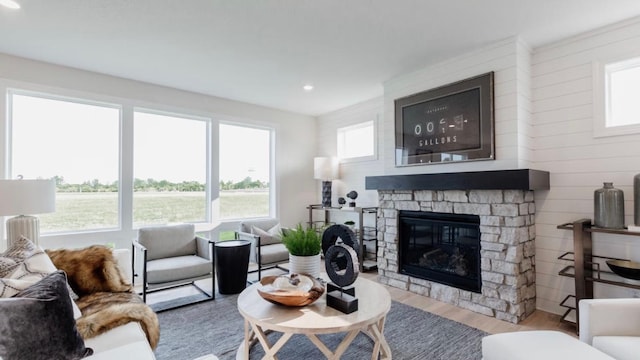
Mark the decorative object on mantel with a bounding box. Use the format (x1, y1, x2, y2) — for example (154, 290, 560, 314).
(281, 224, 322, 278)
(313, 157, 339, 208)
(634, 173, 640, 227)
(0, 177, 56, 248)
(594, 182, 625, 229)
(605, 259, 640, 280)
(346, 190, 358, 207)
(256, 273, 325, 307)
(338, 197, 346, 206)
(394, 72, 495, 166)
(322, 224, 360, 314)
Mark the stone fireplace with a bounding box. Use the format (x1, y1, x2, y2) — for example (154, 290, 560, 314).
(366, 169, 549, 323)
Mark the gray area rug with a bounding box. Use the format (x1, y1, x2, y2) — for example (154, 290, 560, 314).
(155, 293, 487, 360)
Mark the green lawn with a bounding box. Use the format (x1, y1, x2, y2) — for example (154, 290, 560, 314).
(39, 191, 269, 232)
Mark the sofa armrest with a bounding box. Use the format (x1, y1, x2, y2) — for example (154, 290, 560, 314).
(579, 298, 640, 345)
(112, 248, 133, 282)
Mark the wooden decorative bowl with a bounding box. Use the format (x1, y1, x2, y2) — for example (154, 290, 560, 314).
(257, 274, 325, 307)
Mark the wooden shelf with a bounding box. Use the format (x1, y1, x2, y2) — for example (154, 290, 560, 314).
(557, 218, 640, 330)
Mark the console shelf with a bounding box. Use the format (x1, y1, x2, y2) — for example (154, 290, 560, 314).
(556, 219, 640, 328)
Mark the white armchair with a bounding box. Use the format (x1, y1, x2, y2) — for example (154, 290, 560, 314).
(579, 298, 640, 360)
(235, 218, 289, 280)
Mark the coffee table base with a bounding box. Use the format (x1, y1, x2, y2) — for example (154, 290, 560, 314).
(236, 317, 392, 360)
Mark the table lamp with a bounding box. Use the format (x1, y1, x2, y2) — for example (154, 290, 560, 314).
(0, 178, 56, 248)
(314, 157, 339, 208)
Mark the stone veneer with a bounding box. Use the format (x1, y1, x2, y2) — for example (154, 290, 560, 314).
(376, 189, 536, 323)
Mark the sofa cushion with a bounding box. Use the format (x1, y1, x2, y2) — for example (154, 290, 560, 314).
(593, 336, 640, 360)
(147, 255, 212, 284)
(0, 271, 93, 360)
(482, 331, 614, 360)
(84, 322, 152, 355)
(138, 224, 197, 261)
(85, 341, 156, 360)
(251, 223, 283, 246)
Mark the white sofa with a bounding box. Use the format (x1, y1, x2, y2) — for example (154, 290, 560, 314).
(579, 298, 640, 360)
(482, 298, 640, 360)
(83, 249, 156, 360)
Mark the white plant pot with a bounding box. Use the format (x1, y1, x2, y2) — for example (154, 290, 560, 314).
(289, 253, 321, 278)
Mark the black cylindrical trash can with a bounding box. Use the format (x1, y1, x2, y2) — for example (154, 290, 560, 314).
(215, 240, 251, 294)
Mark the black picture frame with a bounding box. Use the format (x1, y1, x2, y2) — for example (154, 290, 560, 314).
(394, 72, 495, 166)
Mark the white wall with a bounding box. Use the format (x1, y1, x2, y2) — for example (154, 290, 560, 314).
(0, 53, 317, 250)
(532, 17, 640, 315)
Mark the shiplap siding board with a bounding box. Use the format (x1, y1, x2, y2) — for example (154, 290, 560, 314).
(532, 16, 640, 314)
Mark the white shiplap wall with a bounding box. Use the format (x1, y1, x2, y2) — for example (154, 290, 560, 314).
(317, 19, 640, 316)
(382, 37, 532, 174)
(532, 17, 640, 315)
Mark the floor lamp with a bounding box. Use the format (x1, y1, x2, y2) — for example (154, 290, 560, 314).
(0, 179, 56, 248)
(314, 157, 339, 208)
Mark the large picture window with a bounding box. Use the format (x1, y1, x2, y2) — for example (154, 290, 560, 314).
(9, 92, 120, 233)
(133, 111, 208, 227)
(219, 124, 271, 219)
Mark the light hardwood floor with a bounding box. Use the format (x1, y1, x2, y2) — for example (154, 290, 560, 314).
(142, 268, 576, 337)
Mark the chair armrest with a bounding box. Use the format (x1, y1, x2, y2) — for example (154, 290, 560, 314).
(236, 231, 259, 263)
(132, 239, 147, 252)
(196, 236, 215, 260)
(579, 298, 640, 344)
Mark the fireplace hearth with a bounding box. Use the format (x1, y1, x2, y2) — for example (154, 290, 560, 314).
(399, 211, 481, 293)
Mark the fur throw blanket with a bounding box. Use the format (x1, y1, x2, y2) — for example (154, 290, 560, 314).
(46, 246, 160, 349)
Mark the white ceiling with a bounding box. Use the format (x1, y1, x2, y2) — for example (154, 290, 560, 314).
(2, 1, 640, 116)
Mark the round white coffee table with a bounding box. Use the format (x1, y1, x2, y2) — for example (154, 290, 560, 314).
(236, 276, 392, 360)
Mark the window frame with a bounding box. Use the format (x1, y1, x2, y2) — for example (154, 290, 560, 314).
(3, 84, 277, 242)
(336, 119, 377, 163)
(593, 56, 640, 137)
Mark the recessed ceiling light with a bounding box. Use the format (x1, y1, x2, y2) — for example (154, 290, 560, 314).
(0, 0, 20, 9)
(303, 84, 314, 92)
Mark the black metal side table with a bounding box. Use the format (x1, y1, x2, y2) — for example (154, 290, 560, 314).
(215, 240, 251, 294)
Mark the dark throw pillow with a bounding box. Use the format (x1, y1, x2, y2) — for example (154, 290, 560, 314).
(0, 271, 93, 360)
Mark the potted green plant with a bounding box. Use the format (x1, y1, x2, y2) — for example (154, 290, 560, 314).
(281, 224, 322, 277)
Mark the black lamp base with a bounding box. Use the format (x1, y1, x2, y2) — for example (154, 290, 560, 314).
(321, 180, 332, 207)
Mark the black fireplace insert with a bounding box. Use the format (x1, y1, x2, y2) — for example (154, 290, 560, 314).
(398, 211, 481, 293)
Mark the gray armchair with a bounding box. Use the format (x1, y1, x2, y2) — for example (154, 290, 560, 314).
(132, 223, 215, 306)
(236, 218, 289, 280)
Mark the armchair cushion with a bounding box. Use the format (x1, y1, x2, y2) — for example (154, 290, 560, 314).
(251, 224, 282, 246)
(240, 218, 279, 234)
(146, 255, 212, 284)
(138, 224, 197, 261)
(579, 298, 640, 345)
(260, 243, 289, 265)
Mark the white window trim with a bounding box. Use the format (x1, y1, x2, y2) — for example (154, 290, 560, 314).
(593, 57, 640, 138)
(337, 118, 378, 163)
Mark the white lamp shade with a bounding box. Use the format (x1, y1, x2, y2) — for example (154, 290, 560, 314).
(314, 157, 339, 180)
(0, 179, 56, 216)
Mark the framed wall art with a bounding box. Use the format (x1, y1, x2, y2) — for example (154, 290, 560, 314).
(394, 72, 495, 166)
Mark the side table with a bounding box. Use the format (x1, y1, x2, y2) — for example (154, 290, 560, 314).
(215, 240, 251, 294)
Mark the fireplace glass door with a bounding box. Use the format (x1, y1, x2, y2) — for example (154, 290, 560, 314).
(399, 211, 481, 293)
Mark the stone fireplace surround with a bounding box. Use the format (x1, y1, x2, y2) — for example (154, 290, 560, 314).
(366, 169, 550, 324)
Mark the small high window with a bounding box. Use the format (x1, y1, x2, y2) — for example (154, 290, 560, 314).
(337, 121, 376, 162)
(595, 57, 640, 137)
